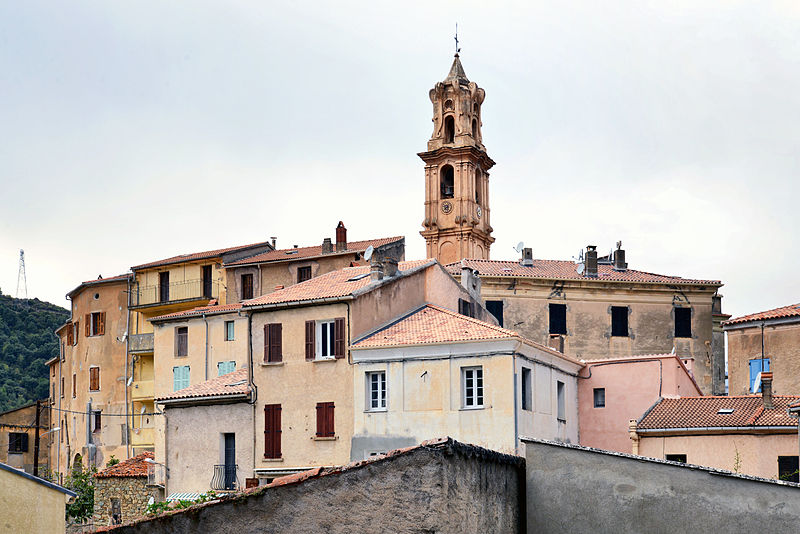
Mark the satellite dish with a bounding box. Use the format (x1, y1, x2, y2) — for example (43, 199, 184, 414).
(140, 406, 146, 415)
(364, 245, 374, 261)
(148, 496, 155, 506)
(127, 376, 133, 386)
(576, 263, 585, 275)
(513, 242, 525, 253)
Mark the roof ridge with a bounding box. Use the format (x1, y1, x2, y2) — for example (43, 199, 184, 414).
(424, 303, 518, 336)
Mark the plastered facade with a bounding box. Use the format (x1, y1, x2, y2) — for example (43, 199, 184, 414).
(0, 402, 50, 474)
(726, 321, 800, 395)
(0, 465, 73, 534)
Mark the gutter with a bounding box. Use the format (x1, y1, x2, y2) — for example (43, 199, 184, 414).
(156, 393, 250, 408)
(202, 313, 209, 380)
(125, 276, 132, 459)
(244, 295, 355, 312)
(723, 315, 800, 331)
(636, 425, 796, 434)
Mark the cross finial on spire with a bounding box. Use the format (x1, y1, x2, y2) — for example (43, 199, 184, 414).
(454, 23, 461, 57)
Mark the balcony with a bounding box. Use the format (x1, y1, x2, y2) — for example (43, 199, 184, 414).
(130, 279, 219, 309)
(147, 461, 166, 488)
(210, 464, 240, 491)
(129, 333, 154, 354)
(130, 380, 154, 401)
(130, 427, 154, 447)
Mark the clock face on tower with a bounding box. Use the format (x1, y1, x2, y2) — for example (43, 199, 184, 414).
(476, 206, 482, 218)
(441, 201, 453, 214)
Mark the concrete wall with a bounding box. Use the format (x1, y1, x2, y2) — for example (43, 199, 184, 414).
(163, 402, 254, 496)
(524, 438, 800, 534)
(105, 439, 525, 534)
(578, 355, 701, 453)
(0, 464, 70, 534)
(94, 476, 153, 527)
(727, 322, 800, 395)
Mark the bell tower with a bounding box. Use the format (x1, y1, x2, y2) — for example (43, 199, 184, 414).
(419, 54, 495, 265)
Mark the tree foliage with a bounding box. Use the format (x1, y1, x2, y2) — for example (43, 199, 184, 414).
(0, 294, 69, 412)
(65, 461, 96, 522)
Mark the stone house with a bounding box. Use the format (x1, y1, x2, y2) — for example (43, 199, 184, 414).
(93, 451, 156, 527)
(0, 400, 50, 475)
(723, 302, 800, 395)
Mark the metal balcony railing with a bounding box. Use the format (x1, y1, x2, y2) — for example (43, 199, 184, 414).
(211, 464, 240, 491)
(131, 279, 219, 307)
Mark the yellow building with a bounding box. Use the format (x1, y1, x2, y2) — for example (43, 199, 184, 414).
(0, 461, 76, 534)
(0, 401, 50, 476)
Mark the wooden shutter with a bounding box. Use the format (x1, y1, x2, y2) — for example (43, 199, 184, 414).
(90, 367, 99, 391)
(334, 317, 345, 359)
(263, 324, 269, 362)
(67, 326, 74, 346)
(316, 402, 334, 437)
(85, 314, 91, 337)
(264, 404, 281, 459)
(316, 403, 324, 436)
(305, 321, 315, 361)
(98, 312, 106, 335)
(72, 374, 76, 398)
(267, 324, 282, 362)
(73, 322, 79, 345)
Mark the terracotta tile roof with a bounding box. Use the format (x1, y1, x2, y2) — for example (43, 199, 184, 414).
(446, 259, 721, 286)
(790, 399, 800, 409)
(637, 396, 800, 430)
(150, 302, 243, 323)
(225, 236, 404, 266)
(723, 303, 800, 326)
(243, 260, 433, 308)
(156, 368, 250, 402)
(132, 241, 273, 271)
(67, 273, 132, 298)
(95, 451, 154, 478)
(353, 304, 518, 348)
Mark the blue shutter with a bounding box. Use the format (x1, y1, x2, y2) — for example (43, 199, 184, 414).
(217, 361, 235, 376)
(749, 358, 771, 392)
(174, 366, 190, 391)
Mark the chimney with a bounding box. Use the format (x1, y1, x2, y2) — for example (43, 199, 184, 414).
(585, 245, 598, 277)
(521, 248, 533, 267)
(460, 261, 482, 301)
(761, 371, 774, 409)
(270, 237, 277, 248)
(370, 239, 405, 280)
(548, 334, 564, 353)
(613, 241, 627, 271)
(321, 238, 333, 254)
(335, 221, 347, 251)
(370, 258, 384, 281)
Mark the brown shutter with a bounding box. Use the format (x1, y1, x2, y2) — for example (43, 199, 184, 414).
(67, 326, 74, 346)
(305, 321, 315, 361)
(84, 315, 91, 337)
(73, 322, 79, 345)
(316, 402, 334, 437)
(334, 317, 345, 359)
(326, 402, 335, 436)
(89, 367, 99, 391)
(316, 403, 324, 436)
(268, 324, 282, 362)
(263, 324, 269, 362)
(98, 312, 106, 335)
(264, 404, 282, 459)
(72, 374, 76, 398)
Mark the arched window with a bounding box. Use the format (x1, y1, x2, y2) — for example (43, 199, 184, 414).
(444, 116, 455, 144)
(475, 169, 481, 204)
(472, 119, 478, 140)
(440, 165, 454, 199)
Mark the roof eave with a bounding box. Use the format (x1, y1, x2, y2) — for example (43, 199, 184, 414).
(156, 392, 251, 407)
(636, 425, 797, 435)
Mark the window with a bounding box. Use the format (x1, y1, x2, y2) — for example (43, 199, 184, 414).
(778, 456, 799, 482)
(666, 454, 687, 463)
(202, 265, 213, 298)
(8, 432, 28, 453)
(749, 358, 771, 393)
(593, 388, 605, 408)
(367, 371, 387, 411)
(173, 366, 190, 391)
(472, 119, 478, 142)
(264, 323, 282, 363)
(557, 380, 566, 421)
(440, 165, 454, 199)
(159, 271, 170, 303)
(611, 306, 628, 337)
(60, 377, 64, 398)
(61, 341, 66, 360)
(92, 410, 102, 433)
(307, 318, 345, 360)
(218, 361, 236, 376)
(316, 402, 335, 437)
(674, 307, 691, 338)
(549, 303, 567, 335)
(72, 374, 77, 398)
(225, 321, 235, 341)
(85, 311, 106, 336)
(89, 367, 100, 391)
(444, 116, 455, 144)
(241, 273, 253, 300)
(264, 404, 282, 459)
(72, 322, 79, 345)
(297, 266, 312, 284)
(521, 367, 532, 411)
(458, 299, 474, 318)
(462, 367, 484, 408)
(175, 327, 188, 357)
(486, 300, 503, 327)
(66, 325, 74, 346)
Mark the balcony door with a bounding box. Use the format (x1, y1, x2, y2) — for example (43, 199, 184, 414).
(202, 265, 213, 298)
(223, 433, 235, 490)
(159, 272, 169, 303)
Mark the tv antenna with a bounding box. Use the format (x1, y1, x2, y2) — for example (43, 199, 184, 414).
(16, 249, 27, 299)
(513, 242, 525, 254)
(454, 23, 461, 56)
(364, 245, 374, 262)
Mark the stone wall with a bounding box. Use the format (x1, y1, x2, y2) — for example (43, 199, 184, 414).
(104, 438, 525, 534)
(524, 438, 800, 534)
(93, 476, 152, 527)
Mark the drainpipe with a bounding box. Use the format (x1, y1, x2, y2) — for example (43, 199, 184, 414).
(125, 277, 132, 459)
(513, 340, 521, 455)
(203, 313, 210, 380)
(244, 309, 258, 479)
(629, 420, 640, 455)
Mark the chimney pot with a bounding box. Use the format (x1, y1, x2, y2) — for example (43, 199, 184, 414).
(270, 237, 277, 248)
(613, 246, 627, 271)
(336, 221, 347, 251)
(761, 371, 774, 409)
(585, 245, 598, 277)
(322, 238, 333, 254)
(521, 248, 533, 267)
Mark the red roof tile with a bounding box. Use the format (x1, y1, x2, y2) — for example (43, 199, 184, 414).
(723, 303, 800, 326)
(446, 259, 720, 285)
(67, 274, 132, 298)
(151, 302, 243, 322)
(637, 396, 800, 430)
(132, 241, 273, 271)
(243, 260, 433, 307)
(156, 368, 250, 402)
(95, 452, 154, 478)
(225, 237, 403, 266)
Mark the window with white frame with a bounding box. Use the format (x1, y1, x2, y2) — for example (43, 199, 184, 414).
(462, 366, 484, 408)
(317, 320, 336, 359)
(218, 361, 236, 376)
(366, 371, 387, 411)
(225, 321, 235, 341)
(173, 365, 190, 391)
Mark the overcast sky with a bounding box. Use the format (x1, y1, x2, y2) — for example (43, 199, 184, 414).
(1, 1, 798, 320)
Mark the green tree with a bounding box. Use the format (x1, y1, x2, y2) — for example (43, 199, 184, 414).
(65, 462, 96, 522)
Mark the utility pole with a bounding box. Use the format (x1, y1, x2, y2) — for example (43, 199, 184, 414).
(33, 400, 40, 477)
(16, 249, 27, 299)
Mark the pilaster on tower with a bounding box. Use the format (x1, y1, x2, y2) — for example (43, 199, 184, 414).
(419, 54, 495, 265)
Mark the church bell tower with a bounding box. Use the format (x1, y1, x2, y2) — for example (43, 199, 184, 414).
(420, 54, 495, 265)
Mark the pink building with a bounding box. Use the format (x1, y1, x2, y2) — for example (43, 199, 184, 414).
(578, 353, 701, 453)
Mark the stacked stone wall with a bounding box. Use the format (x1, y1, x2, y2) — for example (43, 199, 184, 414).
(93, 477, 151, 527)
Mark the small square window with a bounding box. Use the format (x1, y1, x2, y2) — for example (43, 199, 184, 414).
(225, 321, 235, 341)
(462, 367, 484, 408)
(593, 388, 605, 408)
(217, 361, 236, 376)
(458, 299, 475, 318)
(317, 320, 336, 359)
(297, 266, 312, 283)
(366, 371, 387, 411)
(8, 432, 28, 453)
(666, 454, 687, 463)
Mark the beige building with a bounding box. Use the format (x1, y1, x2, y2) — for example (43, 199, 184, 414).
(350, 304, 582, 459)
(723, 302, 800, 395)
(49, 274, 131, 482)
(0, 401, 50, 476)
(0, 460, 76, 533)
(630, 376, 799, 481)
